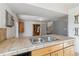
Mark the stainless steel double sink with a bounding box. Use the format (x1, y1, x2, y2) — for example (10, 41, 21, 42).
(30, 36, 58, 44)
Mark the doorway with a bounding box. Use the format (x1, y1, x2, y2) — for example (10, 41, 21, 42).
(33, 24, 40, 36)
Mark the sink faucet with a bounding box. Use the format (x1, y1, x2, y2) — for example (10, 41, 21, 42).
(38, 37, 45, 43)
(38, 38, 41, 43)
(47, 37, 51, 41)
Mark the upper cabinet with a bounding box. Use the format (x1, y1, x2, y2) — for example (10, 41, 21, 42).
(19, 22, 24, 33)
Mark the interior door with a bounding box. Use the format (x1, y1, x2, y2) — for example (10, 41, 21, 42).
(19, 22, 24, 33)
(33, 24, 40, 36)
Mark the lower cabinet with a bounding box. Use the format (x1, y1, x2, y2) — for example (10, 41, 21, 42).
(32, 40, 75, 56)
(44, 54, 50, 56)
(58, 50, 63, 56)
(32, 47, 51, 56)
(51, 51, 58, 56)
(32, 44, 63, 56)
(64, 46, 75, 56)
(51, 50, 63, 56)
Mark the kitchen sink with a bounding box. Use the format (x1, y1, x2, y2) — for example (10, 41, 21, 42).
(30, 36, 59, 44)
(30, 37, 45, 44)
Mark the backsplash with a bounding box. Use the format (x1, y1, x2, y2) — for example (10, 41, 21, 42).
(0, 28, 6, 42)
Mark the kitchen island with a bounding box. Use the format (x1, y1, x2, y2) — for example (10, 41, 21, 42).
(0, 34, 75, 56)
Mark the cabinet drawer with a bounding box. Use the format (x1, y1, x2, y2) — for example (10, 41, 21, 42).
(50, 44, 63, 52)
(32, 47, 51, 56)
(64, 40, 74, 48)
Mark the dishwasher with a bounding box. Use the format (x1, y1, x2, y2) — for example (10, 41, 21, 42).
(14, 51, 31, 56)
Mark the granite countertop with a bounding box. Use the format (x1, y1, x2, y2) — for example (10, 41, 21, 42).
(0, 34, 74, 56)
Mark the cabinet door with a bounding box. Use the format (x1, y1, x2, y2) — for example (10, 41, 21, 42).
(50, 44, 63, 52)
(51, 52, 58, 56)
(51, 50, 63, 56)
(64, 46, 75, 56)
(58, 50, 63, 56)
(32, 47, 51, 56)
(44, 54, 50, 56)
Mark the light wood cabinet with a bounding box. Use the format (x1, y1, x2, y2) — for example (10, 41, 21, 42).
(32, 44, 63, 56)
(44, 54, 50, 56)
(19, 22, 24, 33)
(32, 40, 75, 56)
(58, 50, 63, 56)
(50, 44, 63, 52)
(51, 52, 58, 56)
(51, 50, 63, 56)
(64, 46, 75, 56)
(32, 47, 51, 56)
(64, 40, 75, 56)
